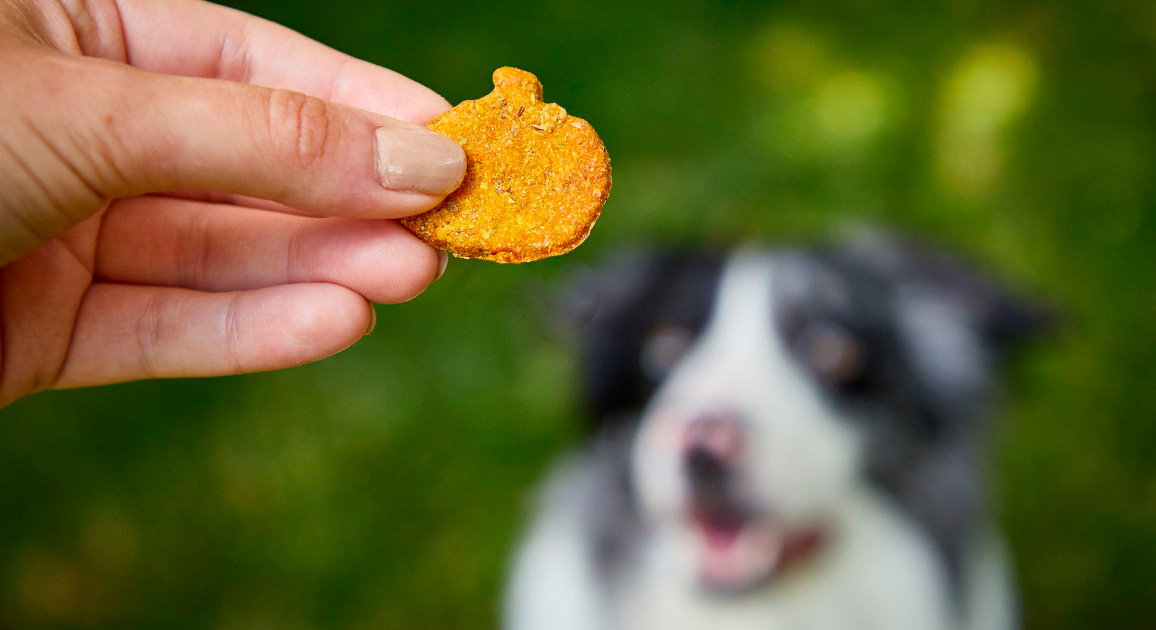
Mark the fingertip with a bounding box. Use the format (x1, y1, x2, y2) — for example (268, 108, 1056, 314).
(414, 93, 454, 124)
(327, 60, 455, 125)
(305, 219, 440, 304)
(277, 283, 372, 363)
(369, 67, 455, 125)
(378, 236, 441, 304)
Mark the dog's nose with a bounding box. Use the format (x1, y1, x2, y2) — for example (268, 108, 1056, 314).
(683, 413, 744, 465)
(683, 413, 744, 488)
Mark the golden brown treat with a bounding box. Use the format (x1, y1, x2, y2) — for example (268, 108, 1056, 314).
(401, 67, 611, 263)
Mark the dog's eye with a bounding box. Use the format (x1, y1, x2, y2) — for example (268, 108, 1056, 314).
(641, 325, 696, 380)
(795, 322, 864, 387)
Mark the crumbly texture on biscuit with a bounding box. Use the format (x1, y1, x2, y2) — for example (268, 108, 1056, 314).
(400, 67, 611, 263)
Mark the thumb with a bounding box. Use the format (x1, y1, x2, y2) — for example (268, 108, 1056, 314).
(0, 53, 464, 263)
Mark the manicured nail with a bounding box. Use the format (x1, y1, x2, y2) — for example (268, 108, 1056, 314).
(435, 250, 449, 280)
(365, 306, 377, 336)
(374, 123, 465, 195)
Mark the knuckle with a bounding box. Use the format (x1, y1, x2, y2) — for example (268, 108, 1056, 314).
(134, 292, 167, 378)
(222, 293, 247, 374)
(264, 89, 337, 171)
(175, 212, 212, 287)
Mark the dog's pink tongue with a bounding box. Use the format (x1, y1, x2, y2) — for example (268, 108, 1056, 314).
(698, 521, 783, 588)
(703, 520, 743, 550)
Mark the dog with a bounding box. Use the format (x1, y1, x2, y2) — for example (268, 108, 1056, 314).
(504, 236, 1046, 630)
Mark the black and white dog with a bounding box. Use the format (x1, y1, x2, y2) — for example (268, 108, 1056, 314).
(505, 237, 1046, 630)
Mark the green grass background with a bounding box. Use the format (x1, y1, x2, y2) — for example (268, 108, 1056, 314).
(2, 0, 1154, 627)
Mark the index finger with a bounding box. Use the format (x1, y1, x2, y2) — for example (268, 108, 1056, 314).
(112, 0, 449, 124)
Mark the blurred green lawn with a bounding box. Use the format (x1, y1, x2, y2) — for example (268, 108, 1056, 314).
(2, 0, 1154, 627)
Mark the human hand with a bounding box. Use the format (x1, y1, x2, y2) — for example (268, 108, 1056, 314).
(0, 0, 466, 407)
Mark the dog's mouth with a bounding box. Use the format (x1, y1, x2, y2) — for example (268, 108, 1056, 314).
(690, 507, 827, 593)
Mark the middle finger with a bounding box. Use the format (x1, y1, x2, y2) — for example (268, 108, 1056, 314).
(95, 196, 443, 304)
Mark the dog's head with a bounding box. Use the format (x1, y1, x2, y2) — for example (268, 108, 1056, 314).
(565, 237, 1048, 593)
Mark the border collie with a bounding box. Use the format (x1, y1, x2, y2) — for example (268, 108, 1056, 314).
(505, 236, 1046, 630)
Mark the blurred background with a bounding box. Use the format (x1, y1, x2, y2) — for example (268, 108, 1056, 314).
(2, 0, 1154, 627)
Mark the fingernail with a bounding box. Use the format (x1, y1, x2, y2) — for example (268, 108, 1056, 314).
(435, 250, 449, 280)
(364, 306, 377, 336)
(374, 123, 465, 195)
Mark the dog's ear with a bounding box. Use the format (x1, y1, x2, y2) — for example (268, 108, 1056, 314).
(846, 232, 1055, 353)
(554, 249, 725, 428)
(554, 250, 665, 335)
(553, 250, 669, 427)
(973, 281, 1056, 350)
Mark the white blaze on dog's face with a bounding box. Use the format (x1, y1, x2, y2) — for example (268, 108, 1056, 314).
(632, 252, 862, 591)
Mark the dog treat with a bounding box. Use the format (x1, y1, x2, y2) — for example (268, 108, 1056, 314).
(401, 67, 611, 263)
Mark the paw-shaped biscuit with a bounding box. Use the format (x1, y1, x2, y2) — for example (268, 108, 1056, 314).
(401, 67, 612, 263)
